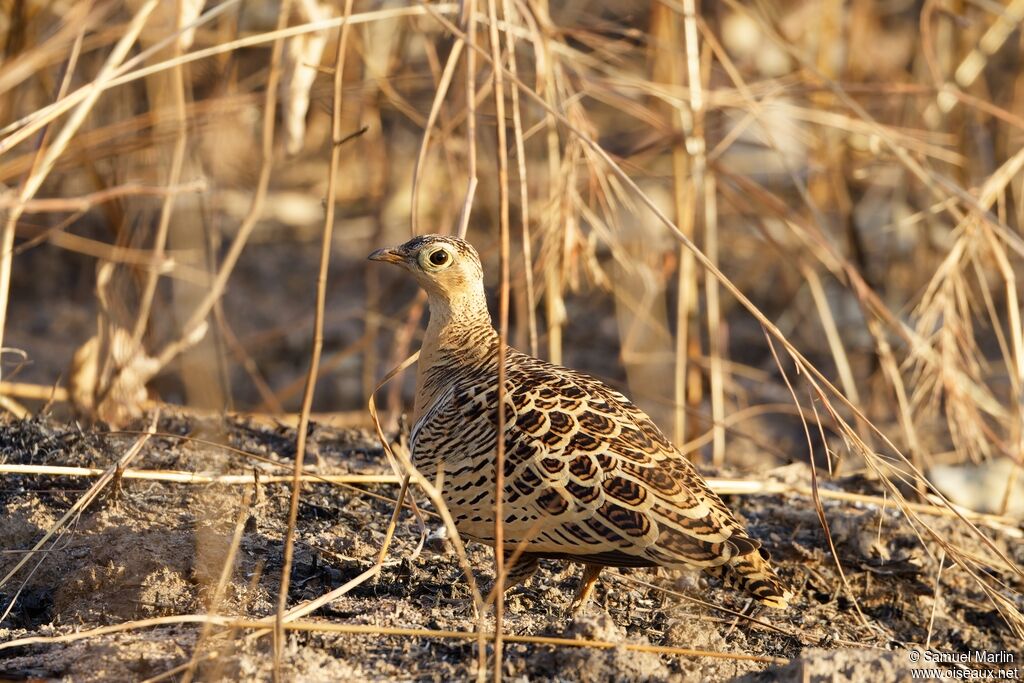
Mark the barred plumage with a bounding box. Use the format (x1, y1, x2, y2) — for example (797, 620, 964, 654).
(369, 235, 791, 610)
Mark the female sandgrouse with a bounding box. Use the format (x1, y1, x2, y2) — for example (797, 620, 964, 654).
(369, 235, 791, 611)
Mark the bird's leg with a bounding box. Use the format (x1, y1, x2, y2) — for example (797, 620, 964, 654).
(486, 550, 539, 607)
(569, 563, 603, 613)
(502, 550, 540, 591)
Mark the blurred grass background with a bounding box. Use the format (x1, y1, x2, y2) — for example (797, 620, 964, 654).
(1, 0, 1024, 657)
(1, 0, 1022, 485)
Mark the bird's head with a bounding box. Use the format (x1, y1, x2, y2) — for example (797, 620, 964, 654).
(368, 235, 487, 316)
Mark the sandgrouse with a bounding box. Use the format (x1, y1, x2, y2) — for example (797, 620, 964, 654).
(369, 234, 791, 611)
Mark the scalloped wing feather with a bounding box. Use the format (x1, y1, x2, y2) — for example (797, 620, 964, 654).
(411, 350, 761, 570)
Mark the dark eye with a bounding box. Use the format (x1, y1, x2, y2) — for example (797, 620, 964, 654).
(429, 250, 449, 266)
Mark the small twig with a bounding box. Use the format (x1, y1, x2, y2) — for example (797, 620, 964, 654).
(484, 0, 513, 677)
(0, 614, 790, 666)
(161, 0, 291, 375)
(0, 1, 159, 385)
(410, 31, 465, 235)
(0, 412, 159, 620)
(0, 1, 242, 153)
(2, 461, 1015, 533)
(0, 464, 399, 486)
(274, 1, 353, 676)
(128, 20, 192, 362)
(611, 573, 798, 639)
(180, 486, 254, 683)
(458, 0, 479, 243)
(765, 333, 872, 629)
(368, 353, 484, 612)
(0, 180, 205, 213)
(925, 550, 946, 649)
(502, 0, 537, 356)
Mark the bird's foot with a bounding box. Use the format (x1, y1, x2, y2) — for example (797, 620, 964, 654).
(568, 563, 603, 615)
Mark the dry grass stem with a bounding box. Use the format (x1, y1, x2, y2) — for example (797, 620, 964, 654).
(0, 412, 158, 620)
(4, 0, 1023, 675)
(273, 1, 353, 675)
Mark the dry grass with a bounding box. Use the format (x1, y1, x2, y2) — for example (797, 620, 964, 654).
(1, 0, 1022, 680)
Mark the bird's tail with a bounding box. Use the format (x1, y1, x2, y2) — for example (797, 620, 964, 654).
(706, 547, 791, 609)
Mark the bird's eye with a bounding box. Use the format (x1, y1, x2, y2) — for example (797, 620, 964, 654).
(413, 244, 454, 270)
(419, 246, 453, 271)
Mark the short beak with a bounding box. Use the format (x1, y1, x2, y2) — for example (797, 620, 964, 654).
(368, 247, 404, 264)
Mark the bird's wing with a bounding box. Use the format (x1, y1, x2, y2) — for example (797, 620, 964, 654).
(497, 352, 760, 567)
(411, 349, 760, 568)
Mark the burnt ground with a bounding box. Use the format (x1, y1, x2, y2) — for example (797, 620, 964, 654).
(0, 415, 1021, 681)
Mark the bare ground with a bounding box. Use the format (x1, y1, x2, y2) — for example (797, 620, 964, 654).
(1, 415, 1021, 681)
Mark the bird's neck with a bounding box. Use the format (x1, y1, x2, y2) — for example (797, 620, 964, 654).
(413, 289, 498, 422)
